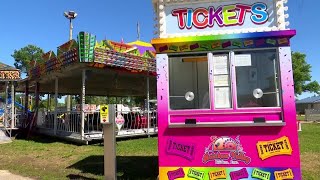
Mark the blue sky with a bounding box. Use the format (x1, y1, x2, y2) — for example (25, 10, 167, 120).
(0, 0, 318, 99)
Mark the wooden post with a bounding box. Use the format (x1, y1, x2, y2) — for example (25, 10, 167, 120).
(104, 104, 116, 180)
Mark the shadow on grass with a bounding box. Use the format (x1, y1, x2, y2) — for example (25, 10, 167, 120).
(13, 129, 87, 146)
(14, 128, 157, 146)
(67, 155, 158, 179)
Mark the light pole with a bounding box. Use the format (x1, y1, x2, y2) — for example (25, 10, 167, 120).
(64, 11, 77, 41)
(64, 11, 77, 112)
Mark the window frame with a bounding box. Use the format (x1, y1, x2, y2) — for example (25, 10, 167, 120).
(232, 48, 282, 110)
(168, 53, 211, 110)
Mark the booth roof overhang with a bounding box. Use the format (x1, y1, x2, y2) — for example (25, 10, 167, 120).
(15, 32, 157, 97)
(16, 63, 156, 96)
(151, 30, 296, 54)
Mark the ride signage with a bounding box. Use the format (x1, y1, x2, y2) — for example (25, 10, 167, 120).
(0, 70, 20, 81)
(100, 105, 109, 124)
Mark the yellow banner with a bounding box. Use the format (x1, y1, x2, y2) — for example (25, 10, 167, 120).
(256, 136, 292, 160)
(274, 168, 294, 180)
(208, 169, 227, 180)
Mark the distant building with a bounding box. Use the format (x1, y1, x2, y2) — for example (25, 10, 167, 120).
(296, 96, 320, 114)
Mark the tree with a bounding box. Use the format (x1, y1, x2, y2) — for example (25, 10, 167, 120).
(292, 52, 320, 96)
(11, 45, 44, 74)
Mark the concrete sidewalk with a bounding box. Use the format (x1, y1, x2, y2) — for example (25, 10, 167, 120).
(0, 170, 33, 180)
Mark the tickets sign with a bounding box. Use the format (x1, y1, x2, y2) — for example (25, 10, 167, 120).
(166, 138, 196, 161)
(100, 105, 109, 124)
(230, 168, 249, 180)
(167, 168, 185, 180)
(187, 168, 205, 180)
(208, 169, 227, 180)
(251, 168, 271, 180)
(274, 168, 294, 180)
(165, 0, 276, 35)
(257, 136, 293, 160)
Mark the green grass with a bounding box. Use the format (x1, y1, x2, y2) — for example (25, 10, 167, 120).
(297, 115, 305, 121)
(0, 124, 319, 179)
(296, 115, 305, 121)
(298, 123, 320, 180)
(0, 136, 158, 179)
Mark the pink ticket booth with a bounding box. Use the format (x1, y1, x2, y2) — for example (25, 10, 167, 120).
(151, 0, 301, 179)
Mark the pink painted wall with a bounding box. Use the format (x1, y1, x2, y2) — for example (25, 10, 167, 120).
(156, 47, 301, 179)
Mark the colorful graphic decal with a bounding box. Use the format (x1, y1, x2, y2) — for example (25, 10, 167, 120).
(188, 168, 206, 180)
(160, 167, 299, 180)
(155, 37, 289, 53)
(202, 136, 251, 165)
(167, 167, 185, 180)
(252, 168, 271, 180)
(257, 136, 292, 160)
(166, 138, 196, 161)
(151, 30, 296, 54)
(208, 169, 227, 180)
(274, 169, 294, 180)
(230, 168, 248, 180)
(172, 3, 269, 30)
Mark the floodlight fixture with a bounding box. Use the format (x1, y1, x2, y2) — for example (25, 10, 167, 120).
(64, 11, 77, 20)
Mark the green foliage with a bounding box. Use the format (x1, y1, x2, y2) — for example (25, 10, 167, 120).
(11, 45, 44, 74)
(69, 96, 147, 107)
(292, 52, 320, 95)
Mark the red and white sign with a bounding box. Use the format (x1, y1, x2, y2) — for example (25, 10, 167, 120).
(115, 114, 125, 131)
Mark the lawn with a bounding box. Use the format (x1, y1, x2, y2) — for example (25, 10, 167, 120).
(0, 136, 158, 179)
(0, 123, 319, 179)
(297, 115, 305, 121)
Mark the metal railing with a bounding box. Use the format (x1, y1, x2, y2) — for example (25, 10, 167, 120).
(38, 110, 82, 133)
(35, 108, 158, 140)
(114, 109, 158, 137)
(305, 109, 320, 122)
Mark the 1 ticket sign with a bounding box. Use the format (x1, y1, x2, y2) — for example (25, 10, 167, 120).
(100, 105, 109, 124)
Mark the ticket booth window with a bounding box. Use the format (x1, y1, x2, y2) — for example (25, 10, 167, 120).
(169, 55, 210, 110)
(235, 49, 281, 108)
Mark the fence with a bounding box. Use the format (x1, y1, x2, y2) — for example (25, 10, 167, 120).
(305, 109, 320, 122)
(35, 107, 158, 142)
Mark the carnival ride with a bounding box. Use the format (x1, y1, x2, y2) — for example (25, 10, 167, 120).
(13, 32, 157, 144)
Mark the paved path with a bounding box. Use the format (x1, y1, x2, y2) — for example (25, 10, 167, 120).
(0, 170, 33, 180)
